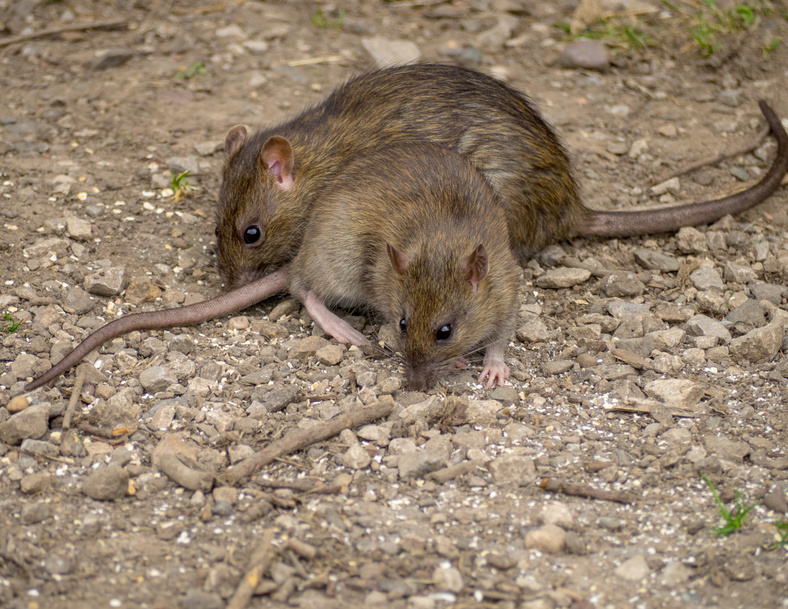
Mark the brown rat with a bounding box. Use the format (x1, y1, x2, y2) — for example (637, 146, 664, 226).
(24, 65, 788, 391)
(217, 63, 788, 287)
(288, 142, 520, 389)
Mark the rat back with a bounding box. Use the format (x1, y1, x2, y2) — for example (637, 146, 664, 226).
(217, 63, 582, 288)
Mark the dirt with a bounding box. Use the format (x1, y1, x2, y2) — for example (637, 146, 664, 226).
(1, 1, 788, 608)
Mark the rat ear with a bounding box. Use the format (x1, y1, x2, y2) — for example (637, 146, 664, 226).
(387, 244, 411, 275)
(225, 125, 247, 157)
(260, 136, 295, 191)
(462, 244, 489, 290)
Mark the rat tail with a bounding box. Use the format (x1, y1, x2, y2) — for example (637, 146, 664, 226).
(25, 269, 289, 392)
(579, 101, 788, 237)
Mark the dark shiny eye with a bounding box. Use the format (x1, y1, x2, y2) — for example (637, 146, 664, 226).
(436, 324, 452, 341)
(243, 224, 262, 245)
(399, 318, 407, 335)
(214, 226, 219, 238)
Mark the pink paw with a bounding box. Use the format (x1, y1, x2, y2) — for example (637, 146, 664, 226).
(478, 362, 510, 388)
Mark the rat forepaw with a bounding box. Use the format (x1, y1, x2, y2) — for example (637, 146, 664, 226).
(478, 361, 509, 388)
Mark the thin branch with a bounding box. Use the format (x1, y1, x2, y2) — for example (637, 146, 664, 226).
(221, 398, 395, 486)
(226, 529, 277, 609)
(539, 478, 634, 504)
(0, 19, 128, 48)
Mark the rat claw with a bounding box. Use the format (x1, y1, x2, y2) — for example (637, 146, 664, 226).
(478, 362, 509, 388)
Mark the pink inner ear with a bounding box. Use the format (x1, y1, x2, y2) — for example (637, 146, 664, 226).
(260, 136, 294, 191)
(463, 244, 489, 289)
(387, 244, 411, 275)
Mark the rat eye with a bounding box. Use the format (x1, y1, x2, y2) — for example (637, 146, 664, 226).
(436, 324, 452, 341)
(214, 226, 220, 238)
(242, 224, 262, 246)
(399, 318, 407, 335)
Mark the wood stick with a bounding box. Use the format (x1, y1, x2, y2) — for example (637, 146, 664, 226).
(0, 19, 128, 48)
(539, 478, 634, 504)
(226, 529, 276, 609)
(428, 459, 484, 484)
(62, 366, 87, 430)
(653, 125, 770, 184)
(221, 398, 395, 485)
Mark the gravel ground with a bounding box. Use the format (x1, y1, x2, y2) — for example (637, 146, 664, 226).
(1, 1, 788, 608)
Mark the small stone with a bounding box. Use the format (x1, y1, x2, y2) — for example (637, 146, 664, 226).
(686, 314, 731, 342)
(361, 36, 421, 68)
(657, 123, 678, 138)
(44, 555, 72, 576)
(182, 589, 223, 609)
(398, 435, 451, 479)
(11, 352, 38, 380)
(7, 395, 29, 413)
(541, 360, 574, 375)
(490, 386, 518, 404)
(316, 344, 345, 366)
(602, 273, 646, 297)
(633, 248, 680, 272)
(62, 286, 95, 314)
(228, 315, 250, 330)
(615, 555, 650, 581)
(517, 317, 551, 343)
(644, 379, 704, 409)
(487, 454, 536, 486)
(20, 501, 54, 525)
(763, 484, 787, 514)
(540, 503, 573, 529)
(525, 524, 566, 553)
(0, 402, 50, 445)
(559, 39, 609, 71)
(139, 366, 177, 393)
(66, 217, 92, 240)
(290, 335, 331, 360)
(729, 323, 784, 363)
(216, 24, 245, 38)
(535, 267, 591, 289)
(20, 472, 51, 495)
(81, 465, 129, 500)
(651, 177, 680, 195)
(677, 227, 708, 252)
(606, 140, 629, 155)
(343, 443, 371, 469)
(689, 267, 724, 291)
(432, 565, 463, 593)
(718, 88, 742, 107)
(702, 435, 750, 460)
(84, 267, 128, 296)
(749, 282, 786, 305)
(724, 261, 758, 284)
(92, 49, 134, 70)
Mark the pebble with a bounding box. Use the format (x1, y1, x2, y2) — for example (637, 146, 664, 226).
(490, 386, 518, 404)
(644, 379, 704, 409)
(92, 49, 134, 70)
(398, 435, 450, 479)
(686, 314, 731, 342)
(535, 267, 591, 289)
(139, 366, 177, 393)
(633, 248, 680, 272)
(316, 344, 344, 366)
(540, 502, 573, 529)
(63, 286, 95, 314)
(227, 315, 249, 330)
(20, 471, 51, 495)
(614, 555, 650, 581)
(602, 273, 646, 297)
(182, 589, 223, 609)
(558, 39, 609, 71)
(676, 227, 708, 252)
(343, 443, 371, 469)
(657, 123, 678, 138)
(749, 282, 786, 305)
(689, 267, 724, 291)
(651, 177, 680, 195)
(525, 524, 566, 553)
(702, 435, 750, 460)
(0, 402, 50, 445)
(542, 360, 574, 375)
(487, 454, 536, 486)
(290, 335, 331, 360)
(476, 14, 518, 53)
(84, 266, 128, 296)
(81, 465, 129, 500)
(11, 352, 38, 380)
(361, 37, 421, 68)
(517, 317, 551, 343)
(763, 483, 787, 514)
(44, 555, 73, 576)
(726, 299, 767, 326)
(729, 323, 783, 363)
(20, 501, 55, 524)
(433, 564, 463, 593)
(7, 395, 29, 413)
(724, 261, 758, 284)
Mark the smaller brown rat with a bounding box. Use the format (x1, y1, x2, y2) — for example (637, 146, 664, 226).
(288, 142, 520, 390)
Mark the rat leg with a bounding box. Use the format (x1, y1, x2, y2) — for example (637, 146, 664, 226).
(478, 339, 510, 388)
(300, 290, 368, 345)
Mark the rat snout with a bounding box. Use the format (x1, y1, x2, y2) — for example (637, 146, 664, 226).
(404, 359, 439, 391)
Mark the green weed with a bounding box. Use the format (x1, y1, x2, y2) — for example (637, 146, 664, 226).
(310, 8, 345, 29)
(1, 311, 21, 333)
(555, 20, 654, 52)
(175, 61, 207, 80)
(170, 170, 192, 201)
(701, 473, 757, 537)
(773, 520, 788, 549)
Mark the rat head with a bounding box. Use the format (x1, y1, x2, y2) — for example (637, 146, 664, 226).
(215, 125, 301, 289)
(386, 240, 512, 391)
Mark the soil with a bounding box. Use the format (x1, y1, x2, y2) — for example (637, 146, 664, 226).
(1, 1, 787, 608)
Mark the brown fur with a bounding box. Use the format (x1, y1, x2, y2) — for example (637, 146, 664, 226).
(289, 143, 519, 389)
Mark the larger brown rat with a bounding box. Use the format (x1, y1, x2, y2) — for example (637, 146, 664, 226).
(24, 65, 788, 391)
(216, 63, 788, 289)
(289, 142, 520, 389)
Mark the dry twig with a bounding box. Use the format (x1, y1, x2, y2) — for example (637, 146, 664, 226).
(221, 398, 395, 485)
(0, 19, 128, 48)
(539, 478, 634, 504)
(653, 125, 770, 184)
(226, 529, 277, 609)
(62, 366, 87, 430)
